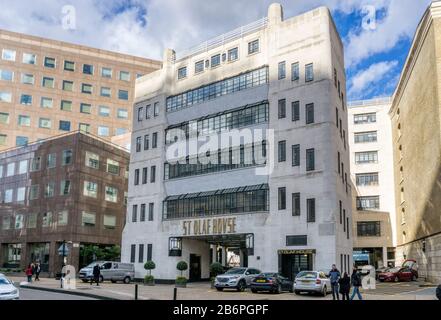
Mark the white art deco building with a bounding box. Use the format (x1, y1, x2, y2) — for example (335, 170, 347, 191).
(122, 3, 353, 281)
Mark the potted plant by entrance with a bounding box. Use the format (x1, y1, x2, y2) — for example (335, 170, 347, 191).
(144, 261, 156, 286)
(175, 261, 188, 288)
(209, 262, 224, 288)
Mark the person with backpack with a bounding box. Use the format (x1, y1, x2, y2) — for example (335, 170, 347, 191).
(350, 267, 363, 300)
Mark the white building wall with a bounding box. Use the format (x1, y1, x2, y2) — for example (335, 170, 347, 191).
(122, 4, 353, 280)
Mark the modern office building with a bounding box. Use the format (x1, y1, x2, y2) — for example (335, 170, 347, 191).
(0, 131, 130, 276)
(390, 1, 441, 283)
(122, 4, 352, 281)
(0, 29, 161, 151)
(348, 98, 396, 269)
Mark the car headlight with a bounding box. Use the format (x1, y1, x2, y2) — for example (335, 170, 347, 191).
(10, 289, 18, 295)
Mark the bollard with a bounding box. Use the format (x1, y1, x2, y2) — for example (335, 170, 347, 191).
(135, 284, 138, 300)
(173, 287, 177, 300)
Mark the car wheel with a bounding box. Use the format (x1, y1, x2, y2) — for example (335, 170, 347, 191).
(394, 276, 399, 282)
(294, 290, 301, 295)
(111, 280, 116, 283)
(216, 287, 224, 292)
(237, 280, 246, 292)
(81, 279, 88, 283)
(275, 284, 282, 294)
(412, 274, 417, 281)
(322, 285, 327, 297)
(251, 289, 258, 293)
(123, 276, 131, 284)
(99, 275, 104, 283)
(289, 287, 294, 293)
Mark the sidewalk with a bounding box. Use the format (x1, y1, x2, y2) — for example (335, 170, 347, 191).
(10, 277, 438, 300)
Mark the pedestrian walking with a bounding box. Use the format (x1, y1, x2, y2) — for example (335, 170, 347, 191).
(339, 272, 351, 300)
(34, 262, 41, 281)
(91, 263, 101, 286)
(350, 267, 363, 300)
(25, 264, 33, 283)
(329, 264, 341, 300)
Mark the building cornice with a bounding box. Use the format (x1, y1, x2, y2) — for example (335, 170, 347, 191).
(389, 1, 441, 116)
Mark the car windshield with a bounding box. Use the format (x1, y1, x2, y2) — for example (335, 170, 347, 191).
(225, 268, 246, 275)
(260, 273, 277, 277)
(85, 262, 103, 268)
(0, 277, 11, 285)
(296, 271, 317, 279)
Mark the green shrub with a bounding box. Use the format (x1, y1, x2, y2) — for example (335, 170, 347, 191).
(144, 261, 156, 276)
(176, 261, 188, 277)
(144, 275, 155, 283)
(209, 262, 224, 277)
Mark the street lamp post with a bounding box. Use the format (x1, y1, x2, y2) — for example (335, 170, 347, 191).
(60, 240, 66, 288)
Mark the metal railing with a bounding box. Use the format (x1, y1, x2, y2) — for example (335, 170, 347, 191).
(176, 17, 268, 61)
(347, 97, 392, 108)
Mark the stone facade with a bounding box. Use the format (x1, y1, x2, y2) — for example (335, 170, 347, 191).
(390, 1, 441, 283)
(123, 4, 352, 281)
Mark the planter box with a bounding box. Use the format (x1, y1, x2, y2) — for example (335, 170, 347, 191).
(144, 280, 155, 286)
(175, 282, 187, 288)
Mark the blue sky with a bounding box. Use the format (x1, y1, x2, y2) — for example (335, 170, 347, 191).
(0, 0, 433, 100)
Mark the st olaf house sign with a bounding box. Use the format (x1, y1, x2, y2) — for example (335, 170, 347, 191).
(182, 217, 237, 236)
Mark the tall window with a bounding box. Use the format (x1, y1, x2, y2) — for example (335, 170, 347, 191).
(306, 148, 315, 171)
(142, 167, 148, 184)
(278, 141, 286, 162)
(248, 39, 259, 54)
(137, 107, 143, 121)
(150, 166, 156, 183)
(292, 144, 300, 167)
(132, 205, 138, 222)
(62, 150, 73, 165)
(305, 103, 314, 124)
(154, 102, 159, 117)
(292, 193, 300, 216)
(278, 99, 286, 119)
(138, 244, 144, 263)
(60, 180, 71, 196)
(140, 204, 146, 222)
(278, 187, 286, 210)
(144, 135, 150, 150)
(130, 244, 136, 263)
(136, 137, 142, 152)
(148, 203, 154, 221)
(307, 198, 316, 222)
(134, 169, 140, 185)
(305, 63, 314, 82)
(292, 101, 300, 121)
(291, 62, 299, 81)
(278, 61, 286, 80)
(152, 132, 158, 148)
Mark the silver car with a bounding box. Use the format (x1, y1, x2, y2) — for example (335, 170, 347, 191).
(214, 267, 261, 292)
(79, 261, 135, 284)
(0, 274, 19, 300)
(294, 271, 331, 296)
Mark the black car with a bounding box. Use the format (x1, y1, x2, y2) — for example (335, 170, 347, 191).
(250, 272, 294, 294)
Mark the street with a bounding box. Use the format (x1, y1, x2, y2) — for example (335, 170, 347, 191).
(19, 288, 96, 300)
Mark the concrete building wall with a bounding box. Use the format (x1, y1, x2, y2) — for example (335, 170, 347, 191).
(390, 1, 441, 283)
(348, 98, 396, 268)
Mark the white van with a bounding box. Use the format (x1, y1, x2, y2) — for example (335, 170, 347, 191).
(78, 261, 135, 284)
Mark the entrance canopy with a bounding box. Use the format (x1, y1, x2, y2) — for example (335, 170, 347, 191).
(185, 233, 248, 248)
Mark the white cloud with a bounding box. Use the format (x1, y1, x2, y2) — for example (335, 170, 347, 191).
(348, 60, 398, 98)
(344, 0, 431, 67)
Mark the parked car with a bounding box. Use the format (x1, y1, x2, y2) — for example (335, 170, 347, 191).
(436, 284, 441, 300)
(250, 272, 294, 294)
(0, 274, 19, 300)
(294, 271, 331, 296)
(214, 267, 261, 292)
(78, 261, 135, 284)
(377, 266, 418, 282)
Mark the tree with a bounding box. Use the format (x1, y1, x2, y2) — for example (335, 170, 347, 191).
(176, 261, 188, 277)
(144, 261, 156, 276)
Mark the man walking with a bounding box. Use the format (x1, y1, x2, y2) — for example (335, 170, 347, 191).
(34, 262, 41, 281)
(329, 264, 341, 300)
(91, 263, 101, 286)
(350, 267, 363, 300)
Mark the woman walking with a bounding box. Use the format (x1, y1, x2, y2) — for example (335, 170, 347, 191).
(339, 272, 351, 300)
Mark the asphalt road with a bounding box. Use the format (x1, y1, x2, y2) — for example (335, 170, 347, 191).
(19, 288, 97, 300)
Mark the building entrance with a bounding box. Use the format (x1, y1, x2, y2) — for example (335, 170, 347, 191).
(278, 249, 315, 281)
(189, 254, 202, 281)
